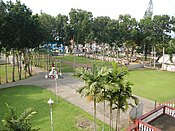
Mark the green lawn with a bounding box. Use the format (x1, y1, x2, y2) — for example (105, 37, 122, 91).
(54, 55, 112, 72)
(61, 55, 112, 65)
(0, 64, 31, 84)
(128, 69, 175, 102)
(0, 85, 109, 131)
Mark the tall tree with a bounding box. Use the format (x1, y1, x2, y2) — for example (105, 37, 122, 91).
(107, 63, 138, 131)
(54, 14, 68, 43)
(92, 16, 111, 44)
(1, 0, 45, 78)
(0, 0, 6, 44)
(38, 12, 56, 43)
(139, 17, 155, 61)
(73, 65, 108, 131)
(152, 15, 173, 59)
(69, 8, 93, 45)
(118, 14, 138, 63)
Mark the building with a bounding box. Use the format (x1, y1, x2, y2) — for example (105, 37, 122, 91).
(158, 54, 175, 72)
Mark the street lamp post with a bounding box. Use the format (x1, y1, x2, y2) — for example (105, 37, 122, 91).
(47, 98, 54, 131)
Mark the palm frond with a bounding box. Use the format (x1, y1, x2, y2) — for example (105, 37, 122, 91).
(18, 108, 37, 122)
(5, 103, 17, 120)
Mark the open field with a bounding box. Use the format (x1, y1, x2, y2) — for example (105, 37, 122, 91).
(0, 85, 110, 131)
(128, 69, 175, 102)
(54, 55, 112, 72)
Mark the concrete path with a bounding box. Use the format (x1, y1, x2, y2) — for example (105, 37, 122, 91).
(0, 67, 155, 129)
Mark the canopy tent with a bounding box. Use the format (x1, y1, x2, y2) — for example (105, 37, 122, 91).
(158, 54, 175, 72)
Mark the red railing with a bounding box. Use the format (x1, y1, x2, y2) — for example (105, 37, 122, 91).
(127, 120, 161, 131)
(127, 105, 175, 131)
(164, 106, 175, 118)
(138, 120, 161, 131)
(139, 106, 164, 123)
(160, 102, 175, 108)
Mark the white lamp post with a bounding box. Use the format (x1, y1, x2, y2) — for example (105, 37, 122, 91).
(47, 98, 54, 131)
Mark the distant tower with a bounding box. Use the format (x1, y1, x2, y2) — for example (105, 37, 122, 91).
(144, 0, 153, 18)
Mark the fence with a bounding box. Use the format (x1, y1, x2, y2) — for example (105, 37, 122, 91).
(127, 103, 175, 131)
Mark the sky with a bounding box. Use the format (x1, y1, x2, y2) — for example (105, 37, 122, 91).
(3, 0, 175, 20)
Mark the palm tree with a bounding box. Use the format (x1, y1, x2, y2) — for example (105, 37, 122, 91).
(73, 64, 108, 131)
(106, 62, 138, 131)
(1, 104, 39, 131)
(104, 89, 117, 131)
(97, 86, 116, 131)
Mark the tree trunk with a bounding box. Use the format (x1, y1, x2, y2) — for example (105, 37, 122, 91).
(125, 48, 130, 65)
(38, 52, 41, 67)
(103, 100, 106, 131)
(16, 53, 21, 80)
(19, 54, 22, 79)
(12, 49, 15, 82)
(27, 54, 32, 76)
(130, 47, 135, 63)
(0, 66, 1, 84)
(144, 44, 148, 61)
(0, 49, 2, 84)
(115, 109, 120, 131)
(109, 102, 113, 131)
(30, 54, 33, 74)
(93, 96, 97, 131)
(5, 52, 8, 83)
(24, 53, 27, 79)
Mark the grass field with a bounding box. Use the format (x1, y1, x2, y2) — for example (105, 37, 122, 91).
(0, 85, 110, 131)
(128, 69, 175, 102)
(55, 55, 112, 71)
(0, 64, 32, 84)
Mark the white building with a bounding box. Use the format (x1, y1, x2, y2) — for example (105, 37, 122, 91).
(158, 54, 175, 72)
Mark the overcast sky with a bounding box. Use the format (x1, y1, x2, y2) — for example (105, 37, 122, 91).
(3, 0, 175, 20)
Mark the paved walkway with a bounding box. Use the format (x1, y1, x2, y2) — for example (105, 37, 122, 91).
(0, 67, 155, 129)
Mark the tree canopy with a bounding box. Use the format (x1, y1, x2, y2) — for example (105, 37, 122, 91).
(0, 0, 175, 58)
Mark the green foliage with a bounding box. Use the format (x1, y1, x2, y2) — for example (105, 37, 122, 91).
(73, 64, 109, 131)
(1, 0, 175, 63)
(166, 40, 175, 62)
(105, 62, 138, 131)
(69, 8, 93, 45)
(1, 104, 39, 131)
(92, 16, 111, 44)
(74, 63, 137, 131)
(74, 64, 109, 97)
(1, 0, 44, 49)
